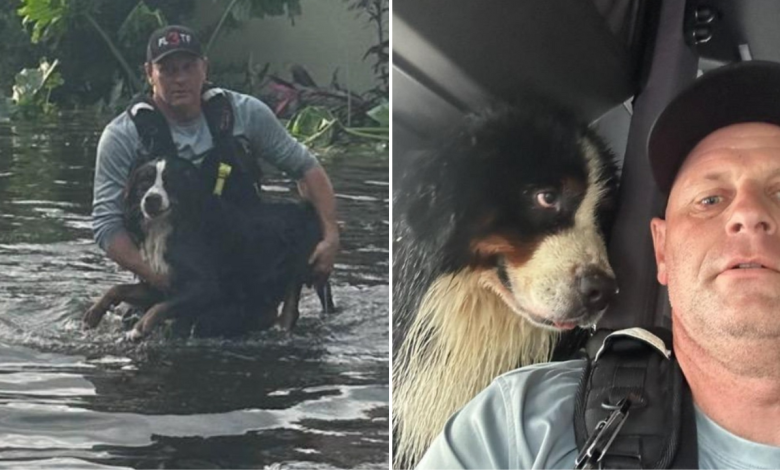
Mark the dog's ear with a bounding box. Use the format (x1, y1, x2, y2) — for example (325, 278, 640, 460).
(123, 164, 146, 243)
(397, 146, 461, 252)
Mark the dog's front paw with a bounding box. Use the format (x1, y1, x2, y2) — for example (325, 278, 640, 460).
(124, 328, 145, 342)
(83, 304, 109, 329)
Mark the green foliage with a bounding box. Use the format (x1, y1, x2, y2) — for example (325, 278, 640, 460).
(12, 0, 302, 109)
(10, 58, 64, 118)
(118, 1, 166, 50)
(342, 100, 388, 142)
(7, 0, 383, 125)
(92, 76, 129, 117)
(219, 0, 302, 21)
(343, 0, 388, 98)
(287, 106, 337, 147)
(0, 0, 43, 94)
(17, 0, 71, 44)
(18, 0, 157, 95)
(366, 99, 388, 127)
(287, 102, 388, 148)
(342, 126, 388, 142)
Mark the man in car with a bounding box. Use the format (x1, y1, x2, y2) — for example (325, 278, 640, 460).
(416, 60, 780, 469)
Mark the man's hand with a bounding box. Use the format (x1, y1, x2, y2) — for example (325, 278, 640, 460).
(308, 235, 339, 284)
(298, 165, 339, 284)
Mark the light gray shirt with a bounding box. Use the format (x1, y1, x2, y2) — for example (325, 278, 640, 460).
(91, 89, 317, 251)
(418, 359, 780, 469)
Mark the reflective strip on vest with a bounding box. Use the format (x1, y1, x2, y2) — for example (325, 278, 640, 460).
(129, 101, 155, 117)
(202, 87, 226, 101)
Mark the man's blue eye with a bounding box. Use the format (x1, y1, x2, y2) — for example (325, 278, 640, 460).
(700, 195, 721, 205)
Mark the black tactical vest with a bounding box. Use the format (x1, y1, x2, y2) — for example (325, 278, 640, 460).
(126, 85, 263, 208)
(574, 327, 698, 469)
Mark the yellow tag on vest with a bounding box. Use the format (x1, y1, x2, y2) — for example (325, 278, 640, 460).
(213, 163, 232, 196)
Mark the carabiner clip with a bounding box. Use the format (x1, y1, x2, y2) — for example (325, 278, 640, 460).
(574, 398, 632, 469)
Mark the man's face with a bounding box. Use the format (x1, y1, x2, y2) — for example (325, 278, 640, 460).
(145, 53, 207, 113)
(651, 122, 780, 341)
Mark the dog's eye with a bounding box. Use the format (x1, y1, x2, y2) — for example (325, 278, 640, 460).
(534, 190, 560, 209)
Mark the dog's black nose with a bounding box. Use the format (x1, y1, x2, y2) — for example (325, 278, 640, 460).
(578, 269, 618, 312)
(143, 193, 163, 216)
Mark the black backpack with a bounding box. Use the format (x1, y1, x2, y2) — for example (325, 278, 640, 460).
(574, 328, 698, 469)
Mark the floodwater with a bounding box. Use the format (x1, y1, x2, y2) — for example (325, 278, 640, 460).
(0, 115, 389, 469)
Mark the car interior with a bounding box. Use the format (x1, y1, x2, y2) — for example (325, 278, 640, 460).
(392, 0, 780, 329)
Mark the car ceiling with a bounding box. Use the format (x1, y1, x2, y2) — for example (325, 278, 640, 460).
(392, 0, 780, 172)
(392, 0, 780, 327)
(392, 0, 651, 176)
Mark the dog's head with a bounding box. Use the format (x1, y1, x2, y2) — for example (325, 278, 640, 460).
(124, 157, 206, 239)
(398, 102, 619, 330)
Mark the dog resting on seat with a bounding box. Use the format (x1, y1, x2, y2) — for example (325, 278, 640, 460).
(392, 102, 619, 468)
(84, 156, 334, 339)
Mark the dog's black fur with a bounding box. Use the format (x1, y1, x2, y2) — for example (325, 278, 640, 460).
(392, 101, 620, 467)
(85, 157, 334, 339)
(394, 102, 619, 342)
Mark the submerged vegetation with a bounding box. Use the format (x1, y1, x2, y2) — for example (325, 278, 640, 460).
(0, 0, 387, 146)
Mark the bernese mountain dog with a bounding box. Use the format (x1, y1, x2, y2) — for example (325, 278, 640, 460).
(392, 102, 620, 468)
(84, 156, 334, 340)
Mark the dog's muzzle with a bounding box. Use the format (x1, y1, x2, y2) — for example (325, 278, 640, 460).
(577, 268, 618, 314)
(142, 193, 167, 218)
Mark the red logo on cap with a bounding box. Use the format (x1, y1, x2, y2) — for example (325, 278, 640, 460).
(166, 32, 180, 46)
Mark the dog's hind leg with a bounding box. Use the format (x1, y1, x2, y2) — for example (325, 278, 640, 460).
(127, 299, 176, 341)
(127, 283, 220, 341)
(277, 283, 303, 331)
(84, 283, 161, 329)
(316, 281, 336, 314)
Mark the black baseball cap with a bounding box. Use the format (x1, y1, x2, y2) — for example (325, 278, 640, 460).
(648, 60, 780, 196)
(146, 25, 203, 63)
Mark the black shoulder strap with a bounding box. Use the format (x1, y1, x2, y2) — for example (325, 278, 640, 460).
(126, 94, 177, 163)
(573, 328, 698, 469)
(126, 85, 236, 161)
(200, 85, 263, 202)
(127, 87, 261, 203)
(201, 84, 234, 145)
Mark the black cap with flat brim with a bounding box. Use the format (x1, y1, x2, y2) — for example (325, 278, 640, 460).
(648, 60, 780, 196)
(146, 25, 203, 63)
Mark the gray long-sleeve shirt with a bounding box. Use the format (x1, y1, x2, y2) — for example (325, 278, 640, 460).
(91, 89, 317, 251)
(417, 359, 780, 469)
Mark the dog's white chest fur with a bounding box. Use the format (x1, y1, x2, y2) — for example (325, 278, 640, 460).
(141, 218, 173, 276)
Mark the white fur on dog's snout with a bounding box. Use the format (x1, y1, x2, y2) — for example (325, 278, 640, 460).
(141, 160, 171, 220)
